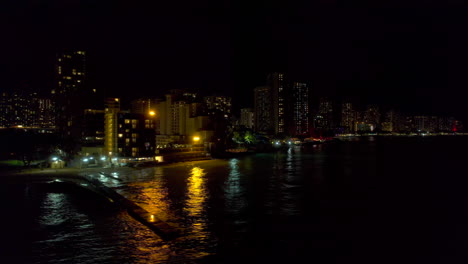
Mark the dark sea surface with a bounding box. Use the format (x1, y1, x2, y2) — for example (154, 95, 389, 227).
(1, 136, 468, 264)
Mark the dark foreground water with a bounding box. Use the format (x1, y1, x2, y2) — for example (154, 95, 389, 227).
(2, 136, 468, 264)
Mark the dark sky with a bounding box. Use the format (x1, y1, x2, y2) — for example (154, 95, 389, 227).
(1, 1, 468, 120)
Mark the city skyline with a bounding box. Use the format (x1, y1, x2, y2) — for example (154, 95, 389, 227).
(1, 1, 468, 120)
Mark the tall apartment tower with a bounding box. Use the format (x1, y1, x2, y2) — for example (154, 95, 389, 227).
(290, 82, 310, 136)
(267, 72, 288, 134)
(341, 100, 354, 133)
(104, 98, 120, 156)
(254, 86, 273, 134)
(240, 108, 254, 129)
(53, 50, 89, 141)
(131, 98, 159, 115)
(364, 105, 381, 131)
(317, 97, 334, 130)
(204, 96, 232, 119)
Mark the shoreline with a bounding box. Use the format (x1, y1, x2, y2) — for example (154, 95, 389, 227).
(0, 164, 185, 240)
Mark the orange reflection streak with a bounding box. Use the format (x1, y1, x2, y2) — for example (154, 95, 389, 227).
(127, 169, 172, 223)
(185, 167, 207, 234)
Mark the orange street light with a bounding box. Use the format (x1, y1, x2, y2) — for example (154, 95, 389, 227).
(149, 110, 156, 116)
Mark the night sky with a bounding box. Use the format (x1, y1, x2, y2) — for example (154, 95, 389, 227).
(1, 1, 468, 120)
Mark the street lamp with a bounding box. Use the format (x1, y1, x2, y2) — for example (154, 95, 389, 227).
(192, 136, 201, 152)
(149, 110, 156, 116)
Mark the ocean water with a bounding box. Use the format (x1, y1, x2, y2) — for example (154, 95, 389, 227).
(1, 136, 468, 264)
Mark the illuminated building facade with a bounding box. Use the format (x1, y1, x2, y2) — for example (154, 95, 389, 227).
(240, 108, 254, 129)
(0, 92, 9, 127)
(82, 109, 105, 146)
(414, 115, 439, 132)
(204, 96, 232, 120)
(364, 105, 381, 131)
(35, 98, 55, 128)
(155, 91, 213, 147)
(381, 109, 399, 132)
(54, 50, 98, 143)
(117, 113, 156, 157)
(131, 98, 159, 115)
(290, 82, 310, 135)
(254, 86, 273, 134)
(315, 97, 334, 131)
(94, 97, 159, 157)
(341, 101, 354, 133)
(438, 116, 455, 132)
(267, 72, 288, 134)
(104, 98, 120, 156)
(0, 90, 55, 129)
(254, 74, 311, 136)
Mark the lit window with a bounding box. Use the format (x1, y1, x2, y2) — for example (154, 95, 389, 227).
(125, 119, 130, 124)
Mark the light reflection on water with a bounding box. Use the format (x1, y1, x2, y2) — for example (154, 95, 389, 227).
(184, 167, 208, 234)
(13, 137, 467, 263)
(225, 159, 246, 214)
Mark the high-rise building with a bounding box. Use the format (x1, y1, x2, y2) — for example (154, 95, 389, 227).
(414, 115, 439, 132)
(267, 72, 288, 134)
(0, 92, 10, 128)
(53, 50, 86, 97)
(240, 108, 254, 129)
(117, 113, 156, 157)
(364, 105, 381, 131)
(131, 98, 159, 115)
(204, 96, 232, 120)
(315, 97, 334, 131)
(104, 98, 120, 156)
(0, 90, 55, 129)
(82, 109, 105, 146)
(54, 50, 98, 144)
(254, 73, 311, 136)
(290, 82, 310, 135)
(155, 92, 213, 147)
(453, 120, 463, 132)
(438, 116, 455, 132)
(341, 100, 354, 133)
(254, 86, 273, 134)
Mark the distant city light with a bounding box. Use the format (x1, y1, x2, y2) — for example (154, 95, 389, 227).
(149, 111, 156, 116)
